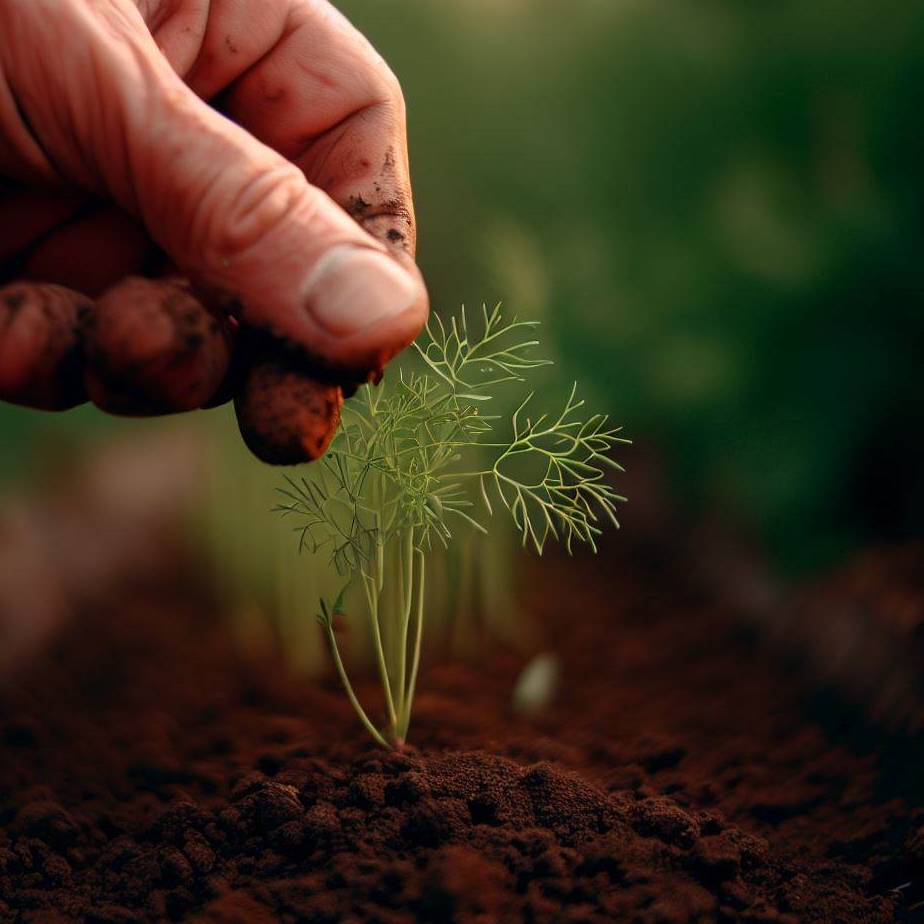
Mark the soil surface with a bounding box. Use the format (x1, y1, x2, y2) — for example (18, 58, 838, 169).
(0, 538, 922, 923)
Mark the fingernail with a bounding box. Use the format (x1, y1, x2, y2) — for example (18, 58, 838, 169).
(303, 244, 418, 337)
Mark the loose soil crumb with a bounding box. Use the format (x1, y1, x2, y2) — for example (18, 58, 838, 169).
(0, 541, 920, 923)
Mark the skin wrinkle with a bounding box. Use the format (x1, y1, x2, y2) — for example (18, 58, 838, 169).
(139, 89, 222, 251)
(101, 20, 223, 224)
(4, 2, 136, 201)
(87, 45, 133, 206)
(216, 0, 392, 164)
(299, 117, 357, 190)
(205, 162, 309, 264)
(184, 0, 293, 99)
(77, 3, 167, 205)
(109, 38, 188, 217)
(137, 0, 174, 28)
(288, 47, 383, 121)
(149, 0, 212, 77)
(300, 103, 416, 256)
(0, 38, 60, 183)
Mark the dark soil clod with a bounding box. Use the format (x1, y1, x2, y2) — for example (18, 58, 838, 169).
(0, 544, 919, 923)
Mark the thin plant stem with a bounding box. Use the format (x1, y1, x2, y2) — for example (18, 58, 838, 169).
(362, 567, 397, 729)
(374, 489, 386, 593)
(395, 527, 415, 730)
(324, 619, 389, 749)
(392, 534, 405, 724)
(399, 549, 426, 741)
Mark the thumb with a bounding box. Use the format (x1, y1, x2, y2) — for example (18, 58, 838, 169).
(3, 0, 427, 376)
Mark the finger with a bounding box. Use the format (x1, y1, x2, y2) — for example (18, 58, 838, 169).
(1, 0, 427, 378)
(156, 0, 421, 465)
(233, 344, 343, 465)
(225, 1, 417, 256)
(0, 188, 87, 268)
(81, 276, 233, 415)
(0, 282, 88, 409)
(20, 204, 159, 297)
(176, 0, 416, 255)
(182, 0, 428, 375)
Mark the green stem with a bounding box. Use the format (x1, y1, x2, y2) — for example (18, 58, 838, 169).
(374, 498, 385, 592)
(399, 549, 426, 741)
(362, 567, 397, 729)
(324, 620, 389, 749)
(394, 527, 415, 734)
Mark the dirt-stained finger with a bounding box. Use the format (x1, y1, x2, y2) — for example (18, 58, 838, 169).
(81, 276, 233, 416)
(234, 348, 344, 465)
(20, 204, 159, 298)
(0, 189, 87, 269)
(0, 282, 88, 410)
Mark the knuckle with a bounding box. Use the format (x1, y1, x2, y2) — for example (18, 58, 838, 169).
(203, 161, 310, 261)
(370, 60, 404, 110)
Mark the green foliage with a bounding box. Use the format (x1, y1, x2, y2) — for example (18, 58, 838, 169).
(276, 306, 627, 747)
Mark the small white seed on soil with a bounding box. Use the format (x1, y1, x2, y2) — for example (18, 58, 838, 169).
(512, 653, 561, 716)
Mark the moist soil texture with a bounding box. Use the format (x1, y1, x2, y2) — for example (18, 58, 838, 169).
(0, 538, 921, 923)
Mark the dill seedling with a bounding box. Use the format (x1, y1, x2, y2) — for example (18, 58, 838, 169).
(275, 305, 627, 747)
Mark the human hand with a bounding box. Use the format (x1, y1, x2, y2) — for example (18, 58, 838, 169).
(0, 0, 428, 462)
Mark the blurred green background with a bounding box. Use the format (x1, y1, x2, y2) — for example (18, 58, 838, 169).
(342, 0, 924, 571)
(2, 0, 922, 572)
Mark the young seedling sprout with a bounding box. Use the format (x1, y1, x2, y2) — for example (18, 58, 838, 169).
(275, 305, 627, 747)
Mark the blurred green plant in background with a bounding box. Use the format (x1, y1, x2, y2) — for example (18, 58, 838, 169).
(341, 0, 924, 570)
(2, 0, 922, 574)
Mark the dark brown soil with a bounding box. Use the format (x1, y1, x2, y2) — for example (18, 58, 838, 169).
(0, 539, 921, 923)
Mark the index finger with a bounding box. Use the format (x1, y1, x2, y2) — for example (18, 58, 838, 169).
(163, 0, 416, 257)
